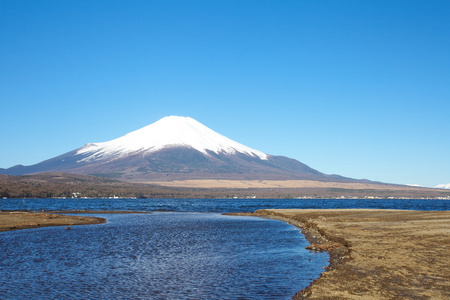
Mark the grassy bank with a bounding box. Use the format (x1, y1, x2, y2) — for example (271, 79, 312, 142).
(251, 209, 450, 299)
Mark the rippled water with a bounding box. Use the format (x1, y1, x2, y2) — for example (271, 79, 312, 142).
(2, 197, 449, 212)
(0, 213, 328, 299)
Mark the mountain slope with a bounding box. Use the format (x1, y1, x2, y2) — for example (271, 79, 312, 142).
(0, 116, 357, 182)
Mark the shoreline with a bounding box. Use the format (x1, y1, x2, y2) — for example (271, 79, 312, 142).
(248, 209, 450, 299)
(0, 211, 106, 232)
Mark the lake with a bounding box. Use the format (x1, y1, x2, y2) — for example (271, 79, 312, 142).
(0, 212, 328, 299)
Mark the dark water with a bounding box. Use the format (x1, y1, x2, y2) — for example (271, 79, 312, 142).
(2, 197, 449, 212)
(0, 213, 328, 300)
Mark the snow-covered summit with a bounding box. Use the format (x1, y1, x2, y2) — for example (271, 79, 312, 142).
(76, 116, 268, 162)
(435, 183, 450, 189)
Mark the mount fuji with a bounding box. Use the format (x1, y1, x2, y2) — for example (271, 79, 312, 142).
(1, 116, 354, 182)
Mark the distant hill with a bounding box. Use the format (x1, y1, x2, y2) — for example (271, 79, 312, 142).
(0, 173, 209, 199)
(435, 183, 450, 190)
(0, 173, 448, 199)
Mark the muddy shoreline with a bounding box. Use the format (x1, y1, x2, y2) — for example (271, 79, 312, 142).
(0, 210, 153, 232)
(0, 209, 151, 214)
(248, 209, 450, 299)
(248, 210, 351, 299)
(0, 211, 106, 232)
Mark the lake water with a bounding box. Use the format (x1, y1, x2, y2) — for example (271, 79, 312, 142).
(1, 198, 448, 299)
(0, 212, 328, 299)
(2, 197, 449, 212)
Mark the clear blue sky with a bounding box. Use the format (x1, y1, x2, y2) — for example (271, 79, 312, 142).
(1, 0, 449, 187)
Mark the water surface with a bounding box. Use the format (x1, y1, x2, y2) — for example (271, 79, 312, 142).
(0, 213, 328, 299)
(2, 197, 449, 212)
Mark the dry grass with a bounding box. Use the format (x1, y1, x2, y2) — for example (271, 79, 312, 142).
(142, 179, 421, 190)
(253, 209, 450, 299)
(0, 212, 105, 232)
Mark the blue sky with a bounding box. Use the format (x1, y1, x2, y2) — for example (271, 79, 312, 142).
(1, 0, 449, 187)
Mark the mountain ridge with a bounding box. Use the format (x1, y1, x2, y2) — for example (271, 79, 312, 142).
(0, 116, 375, 183)
(435, 183, 450, 190)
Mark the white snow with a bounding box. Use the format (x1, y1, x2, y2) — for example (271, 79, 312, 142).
(435, 183, 450, 189)
(76, 116, 268, 162)
(406, 184, 423, 187)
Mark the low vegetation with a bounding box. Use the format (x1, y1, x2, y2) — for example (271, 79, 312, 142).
(0, 173, 448, 199)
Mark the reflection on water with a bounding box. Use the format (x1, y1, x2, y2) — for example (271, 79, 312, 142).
(0, 213, 328, 299)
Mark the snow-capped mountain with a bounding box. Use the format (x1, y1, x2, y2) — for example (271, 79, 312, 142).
(76, 116, 268, 163)
(435, 183, 450, 189)
(0, 116, 352, 182)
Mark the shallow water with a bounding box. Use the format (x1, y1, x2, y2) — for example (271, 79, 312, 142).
(0, 213, 328, 299)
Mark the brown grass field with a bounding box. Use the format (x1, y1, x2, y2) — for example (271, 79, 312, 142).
(142, 179, 428, 190)
(0, 212, 105, 232)
(2, 173, 449, 199)
(250, 209, 450, 299)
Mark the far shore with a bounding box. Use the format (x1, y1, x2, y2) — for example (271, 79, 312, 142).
(141, 179, 430, 190)
(247, 209, 450, 299)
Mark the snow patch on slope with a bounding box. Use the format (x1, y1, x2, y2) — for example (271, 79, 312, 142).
(76, 116, 268, 162)
(435, 183, 450, 189)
